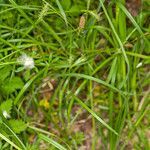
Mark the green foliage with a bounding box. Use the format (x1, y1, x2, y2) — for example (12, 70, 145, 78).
(2, 77, 24, 94)
(0, 0, 149, 149)
(72, 132, 85, 145)
(0, 100, 27, 149)
(0, 66, 24, 95)
(0, 100, 26, 134)
(8, 119, 27, 134)
(0, 66, 11, 82)
(0, 99, 12, 114)
(60, 0, 71, 10)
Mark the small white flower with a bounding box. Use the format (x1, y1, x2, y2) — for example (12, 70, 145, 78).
(18, 54, 34, 69)
(136, 62, 142, 68)
(3, 110, 10, 119)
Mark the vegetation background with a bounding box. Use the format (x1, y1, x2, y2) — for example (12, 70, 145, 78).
(0, 0, 149, 149)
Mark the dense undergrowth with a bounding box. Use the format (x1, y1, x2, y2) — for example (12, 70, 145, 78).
(0, 0, 150, 149)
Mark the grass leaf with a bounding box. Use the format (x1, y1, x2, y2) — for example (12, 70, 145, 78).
(0, 132, 22, 150)
(56, 0, 68, 26)
(39, 133, 67, 150)
(72, 94, 118, 135)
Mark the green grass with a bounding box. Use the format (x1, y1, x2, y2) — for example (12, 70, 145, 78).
(0, 0, 150, 149)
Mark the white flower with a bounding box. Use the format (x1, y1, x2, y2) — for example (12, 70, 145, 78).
(3, 110, 10, 119)
(136, 62, 142, 68)
(18, 54, 34, 69)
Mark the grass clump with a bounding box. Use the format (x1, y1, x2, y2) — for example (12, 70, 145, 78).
(0, 0, 149, 149)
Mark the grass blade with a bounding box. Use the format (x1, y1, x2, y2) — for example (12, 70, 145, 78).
(39, 133, 67, 150)
(58, 73, 130, 95)
(71, 94, 118, 135)
(14, 68, 45, 105)
(56, 0, 68, 26)
(0, 132, 22, 150)
(98, 0, 130, 75)
(117, 2, 144, 36)
(2, 122, 26, 150)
